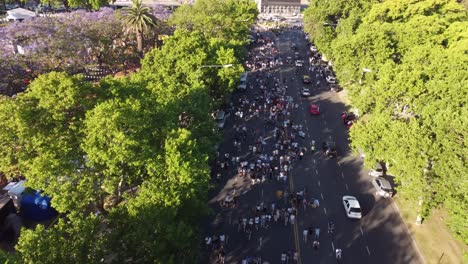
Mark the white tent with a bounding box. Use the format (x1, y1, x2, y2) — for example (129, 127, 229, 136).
(6, 8, 36, 21)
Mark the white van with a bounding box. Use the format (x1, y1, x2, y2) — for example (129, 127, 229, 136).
(238, 72, 248, 91)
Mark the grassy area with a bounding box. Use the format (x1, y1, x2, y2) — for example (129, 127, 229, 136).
(394, 197, 467, 264)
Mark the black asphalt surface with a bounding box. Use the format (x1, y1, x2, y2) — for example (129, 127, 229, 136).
(203, 27, 424, 264)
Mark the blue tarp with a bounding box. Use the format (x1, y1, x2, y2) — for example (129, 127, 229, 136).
(20, 192, 57, 221)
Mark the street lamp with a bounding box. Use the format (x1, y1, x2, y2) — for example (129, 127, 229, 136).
(196, 64, 233, 83)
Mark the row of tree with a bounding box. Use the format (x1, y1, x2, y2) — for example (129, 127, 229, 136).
(0, 0, 258, 262)
(304, 0, 467, 243)
(0, 5, 171, 96)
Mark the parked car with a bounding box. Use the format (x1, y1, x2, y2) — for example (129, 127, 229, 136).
(291, 43, 297, 50)
(372, 177, 393, 198)
(369, 163, 385, 177)
(301, 87, 311, 97)
(238, 72, 248, 91)
(310, 46, 318, 52)
(295, 60, 303, 67)
(309, 104, 320, 115)
(303, 75, 311, 84)
(286, 56, 293, 64)
(215, 111, 226, 129)
(326, 75, 336, 84)
(341, 112, 357, 129)
(342, 196, 362, 219)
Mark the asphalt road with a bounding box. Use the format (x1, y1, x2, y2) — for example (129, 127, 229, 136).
(204, 28, 424, 264)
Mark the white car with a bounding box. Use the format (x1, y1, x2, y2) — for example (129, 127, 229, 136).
(295, 60, 303, 67)
(326, 75, 336, 84)
(372, 178, 393, 198)
(310, 46, 318, 52)
(342, 196, 362, 219)
(301, 87, 310, 97)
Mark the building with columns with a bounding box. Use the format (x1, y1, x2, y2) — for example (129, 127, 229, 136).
(254, 0, 302, 15)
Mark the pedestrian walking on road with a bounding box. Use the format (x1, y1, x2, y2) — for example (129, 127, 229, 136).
(313, 240, 320, 251)
(303, 229, 308, 243)
(336, 248, 342, 261)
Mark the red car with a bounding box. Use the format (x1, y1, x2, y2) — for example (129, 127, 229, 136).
(341, 112, 356, 128)
(309, 104, 320, 115)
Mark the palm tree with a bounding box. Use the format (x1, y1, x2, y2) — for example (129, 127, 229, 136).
(121, 0, 157, 55)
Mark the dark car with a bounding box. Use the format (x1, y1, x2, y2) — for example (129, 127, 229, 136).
(303, 75, 312, 84)
(341, 112, 357, 128)
(322, 141, 337, 157)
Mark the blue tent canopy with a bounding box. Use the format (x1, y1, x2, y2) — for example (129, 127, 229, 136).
(20, 192, 57, 221)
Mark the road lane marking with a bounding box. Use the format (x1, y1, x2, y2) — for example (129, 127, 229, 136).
(366, 246, 371, 255)
(360, 226, 364, 236)
(328, 135, 332, 140)
(317, 180, 321, 187)
(321, 193, 324, 200)
(337, 162, 341, 167)
(313, 159, 316, 164)
(331, 242, 335, 251)
(345, 184, 349, 191)
(287, 146, 302, 264)
(341, 172, 344, 178)
(323, 120, 327, 125)
(315, 169, 318, 175)
(324, 207, 327, 215)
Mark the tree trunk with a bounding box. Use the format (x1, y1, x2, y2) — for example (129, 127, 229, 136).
(136, 31, 143, 56)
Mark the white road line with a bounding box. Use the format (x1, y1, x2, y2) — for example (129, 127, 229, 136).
(345, 184, 349, 191)
(341, 172, 344, 178)
(337, 162, 341, 167)
(360, 226, 364, 236)
(331, 242, 335, 251)
(315, 169, 318, 175)
(323, 207, 327, 215)
(317, 180, 321, 187)
(313, 159, 316, 164)
(328, 135, 332, 140)
(320, 193, 324, 199)
(366, 246, 371, 255)
(323, 120, 327, 125)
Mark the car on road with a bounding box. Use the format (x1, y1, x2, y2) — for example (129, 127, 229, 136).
(372, 177, 393, 198)
(342, 196, 362, 219)
(309, 103, 320, 115)
(301, 87, 311, 97)
(369, 163, 385, 177)
(295, 60, 303, 67)
(310, 46, 318, 52)
(215, 110, 226, 129)
(238, 72, 248, 91)
(326, 75, 336, 84)
(291, 43, 297, 50)
(303, 75, 311, 84)
(323, 141, 337, 157)
(286, 56, 293, 64)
